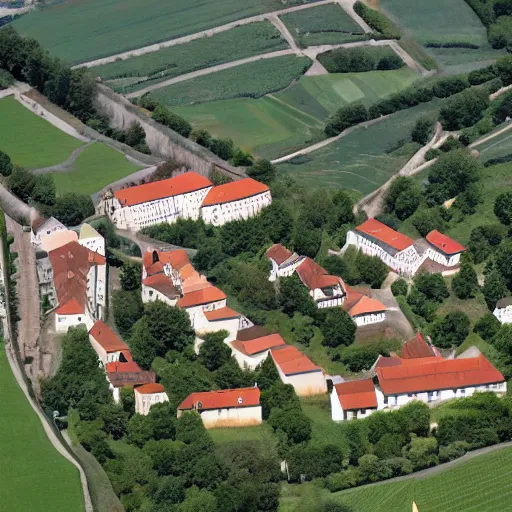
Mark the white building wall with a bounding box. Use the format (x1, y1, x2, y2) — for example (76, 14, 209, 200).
(195, 316, 239, 342)
(353, 312, 386, 327)
(55, 311, 94, 332)
(330, 387, 376, 421)
(179, 405, 262, 429)
(31, 218, 66, 248)
(79, 236, 106, 257)
(276, 365, 327, 396)
(232, 349, 272, 371)
(185, 299, 227, 330)
(269, 257, 304, 282)
(494, 305, 512, 324)
(142, 284, 177, 306)
(201, 191, 272, 227)
(88, 335, 123, 366)
(135, 391, 169, 416)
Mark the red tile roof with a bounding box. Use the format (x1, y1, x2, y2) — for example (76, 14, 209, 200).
(49, 241, 106, 316)
(114, 172, 212, 207)
(177, 286, 226, 308)
(203, 306, 240, 321)
(401, 332, 438, 359)
(271, 345, 321, 376)
(178, 387, 260, 411)
(376, 355, 504, 395)
(202, 178, 269, 206)
(266, 244, 294, 265)
(135, 383, 166, 394)
(106, 360, 142, 374)
(356, 219, 414, 252)
(335, 379, 378, 410)
(89, 321, 128, 353)
(348, 296, 387, 317)
(296, 257, 343, 291)
(426, 230, 465, 255)
(231, 333, 286, 356)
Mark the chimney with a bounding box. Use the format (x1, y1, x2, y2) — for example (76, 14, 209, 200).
(152, 250, 159, 265)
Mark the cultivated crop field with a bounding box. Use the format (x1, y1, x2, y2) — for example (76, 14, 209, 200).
(174, 69, 419, 158)
(0, 96, 83, 168)
(92, 22, 288, 94)
(278, 101, 440, 193)
(380, 0, 504, 72)
(12, 0, 318, 64)
(474, 127, 512, 163)
(280, 4, 366, 47)
(50, 143, 143, 196)
(148, 55, 312, 106)
(0, 350, 84, 511)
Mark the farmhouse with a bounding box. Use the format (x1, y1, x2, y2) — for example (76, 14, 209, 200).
(330, 379, 378, 421)
(344, 290, 387, 327)
(134, 383, 169, 416)
(494, 297, 512, 324)
(106, 359, 156, 403)
(344, 219, 466, 277)
(230, 330, 286, 370)
(88, 320, 129, 365)
(266, 244, 303, 282)
(400, 332, 440, 359)
(270, 345, 327, 396)
(48, 239, 106, 331)
(100, 172, 213, 231)
(177, 387, 262, 429)
(200, 177, 272, 226)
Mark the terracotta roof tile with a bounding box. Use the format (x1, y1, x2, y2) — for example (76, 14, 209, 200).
(203, 306, 240, 321)
(114, 172, 212, 207)
(177, 286, 226, 308)
(89, 320, 129, 353)
(348, 296, 386, 317)
(266, 244, 294, 265)
(135, 383, 166, 394)
(426, 230, 465, 255)
(178, 387, 260, 410)
(271, 345, 321, 376)
(296, 257, 344, 291)
(377, 355, 504, 395)
(231, 333, 286, 356)
(236, 326, 269, 341)
(202, 178, 269, 206)
(356, 219, 414, 252)
(401, 332, 438, 359)
(335, 379, 378, 410)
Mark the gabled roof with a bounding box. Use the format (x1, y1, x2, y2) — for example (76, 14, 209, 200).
(426, 230, 465, 255)
(41, 229, 79, 253)
(376, 355, 504, 395)
(496, 297, 512, 309)
(231, 333, 286, 356)
(348, 296, 386, 317)
(202, 178, 269, 206)
(335, 379, 378, 410)
(236, 325, 269, 341)
(203, 306, 240, 322)
(356, 218, 414, 252)
(142, 273, 178, 299)
(177, 286, 226, 308)
(401, 332, 438, 359)
(270, 345, 321, 376)
(49, 241, 106, 316)
(266, 244, 294, 265)
(178, 387, 260, 411)
(79, 223, 101, 240)
(135, 383, 166, 395)
(296, 257, 343, 291)
(114, 172, 212, 207)
(89, 320, 129, 353)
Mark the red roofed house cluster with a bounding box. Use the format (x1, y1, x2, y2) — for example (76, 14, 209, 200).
(330, 333, 506, 421)
(344, 218, 466, 277)
(178, 386, 262, 428)
(100, 171, 271, 231)
(266, 244, 387, 327)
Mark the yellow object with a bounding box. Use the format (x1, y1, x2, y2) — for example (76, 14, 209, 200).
(413, 502, 419, 512)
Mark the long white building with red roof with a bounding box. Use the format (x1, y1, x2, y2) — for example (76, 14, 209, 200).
(100, 172, 271, 231)
(344, 219, 466, 277)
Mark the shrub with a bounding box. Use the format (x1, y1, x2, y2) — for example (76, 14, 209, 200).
(337, 339, 401, 372)
(468, 65, 498, 85)
(354, 2, 401, 39)
(411, 116, 436, 145)
(494, 191, 512, 225)
(391, 278, 408, 297)
(489, 16, 512, 49)
(325, 468, 362, 492)
(439, 88, 490, 130)
(325, 102, 368, 136)
(438, 441, 470, 462)
(430, 311, 470, 348)
(377, 54, 404, 70)
(474, 313, 502, 341)
(425, 148, 441, 161)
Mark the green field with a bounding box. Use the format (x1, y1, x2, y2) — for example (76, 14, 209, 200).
(280, 4, 366, 47)
(380, 0, 505, 72)
(12, 0, 321, 64)
(209, 423, 275, 445)
(174, 68, 419, 158)
(50, 143, 143, 196)
(474, 127, 512, 163)
(278, 101, 440, 193)
(0, 96, 83, 168)
(0, 349, 84, 511)
(93, 22, 289, 94)
(147, 55, 312, 106)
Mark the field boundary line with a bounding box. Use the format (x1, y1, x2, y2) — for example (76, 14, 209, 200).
(267, 94, 325, 126)
(470, 120, 512, 148)
(73, 0, 336, 69)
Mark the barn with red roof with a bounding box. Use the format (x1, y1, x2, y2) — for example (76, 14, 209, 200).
(134, 383, 169, 416)
(330, 379, 378, 421)
(230, 331, 286, 370)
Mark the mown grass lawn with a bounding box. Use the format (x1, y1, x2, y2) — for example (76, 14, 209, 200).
(475, 126, 512, 163)
(209, 423, 275, 445)
(0, 96, 83, 169)
(0, 349, 84, 511)
(50, 143, 142, 196)
(12, 0, 310, 64)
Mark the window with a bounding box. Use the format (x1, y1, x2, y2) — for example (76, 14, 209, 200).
(360, 409, 366, 415)
(78, 317, 82, 322)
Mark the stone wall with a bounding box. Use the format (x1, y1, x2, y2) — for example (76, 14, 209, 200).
(96, 85, 246, 180)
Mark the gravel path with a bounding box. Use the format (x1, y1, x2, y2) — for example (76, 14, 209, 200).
(32, 143, 93, 174)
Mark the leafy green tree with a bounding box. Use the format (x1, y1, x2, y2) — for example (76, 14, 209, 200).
(261, 200, 294, 245)
(126, 414, 154, 447)
(231, 147, 254, 167)
(268, 407, 312, 444)
(120, 263, 141, 291)
(210, 137, 234, 160)
(112, 290, 143, 337)
(325, 102, 368, 136)
(290, 312, 315, 346)
(357, 454, 392, 483)
(247, 159, 276, 184)
(355, 251, 389, 288)
(320, 308, 356, 348)
(430, 311, 470, 348)
(402, 435, 438, 470)
(261, 382, 300, 419)
(193, 237, 226, 272)
(497, 55, 512, 85)
(495, 240, 512, 288)
(143, 439, 183, 476)
(99, 403, 129, 440)
(198, 331, 232, 371)
(482, 265, 508, 310)
(51, 193, 95, 226)
(278, 275, 317, 318)
(147, 401, 177, 441)
(65, 68, 97, 122)
(8, 166, 35, 202)
(214, 358, 251, 389)
(494, 191, 512, 225)
(331, 190, 355, 229)
(178, 487, 217, 512)
(414, 272, 449, 303)
(439, 88, 490, 130)
(152, 104, 192, 137)
(345, 420, 370, 465)
(410, 207, 447, 236)
(151, 475, 186, 508)
(391, 278, 408, 297)
(456, 182, 483, 215)
(474, 313, 502, 341)
(255, 355, 280, 390)
(491, 324, 512, 357)
(125, 122, 146, 147)
(293, 224, 322, 258)
(191, 129, 213, 148)
(411, 116, 435, 145)
(0, 150, 13, 176)
(451, 256, 479, 299)
(468, 225, 504, 263)
(74, 418, 113, 463)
